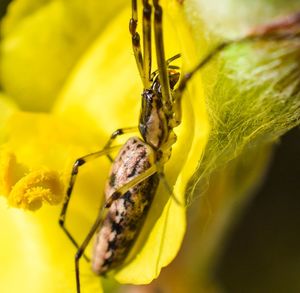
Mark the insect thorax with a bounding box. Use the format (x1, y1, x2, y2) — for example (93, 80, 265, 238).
(139, 71, 180, 150)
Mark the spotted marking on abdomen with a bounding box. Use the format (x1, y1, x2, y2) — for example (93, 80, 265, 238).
(91, 137, 159, 274)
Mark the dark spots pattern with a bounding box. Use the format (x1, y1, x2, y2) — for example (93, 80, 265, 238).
(94, 136, 162, 274)
(107, 240, 117, 251)
(158, 119, 164, 145)
(66, 186, 72, 197)
(123, 191, 135, 207)
(75, 158, 85, 167)
(139, 90, 154, 141)
(132, 33, 140, 47)
(143, 2, 152, 20)
(102, 254, 114, 268)
(127, 148, 147, 178)
(112, 129, 124, 138)
(111, 221, 123, 235)
(72, 158, 85, 175)
(129, 222, 137, 231)
(139, 78, 174, 148)
(128, 161, 139, 178)
(144, 160, 151, 169)
(109, 173, 116, 187)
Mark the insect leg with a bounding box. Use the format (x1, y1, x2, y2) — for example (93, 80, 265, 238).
(104, 127, 138, 162)
(142, 0, 152, 87)
(152, 140, 183, 206)
(59, 145, 122, 255)
(75, 207, 106, 293)
(130, 0, 146, 87)
(166, 53, 181, 65)
(104, 127, 138, 151)
(151, 53, 181, 80)
(176, 23, 300, 98)
(105, 164, 158, 208)
(157, 170, 184, 206)
(171, 40, 245, 126)
(153, 0, 172, 109)
(105, 161, 183, 208)
(75, 164, 158, 291)
(176, 42, 230, 95)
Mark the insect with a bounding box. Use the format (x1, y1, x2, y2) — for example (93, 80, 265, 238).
(58, 0, 300, 292)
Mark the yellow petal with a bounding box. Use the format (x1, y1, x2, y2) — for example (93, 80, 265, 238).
(1, 0, 127, 111)
(1, 0, 212, 288)
(0, 110, 104, 211)
(0, 92, 18, 142)
(54, 1, 210, 284)
(0, 199, 103, 292)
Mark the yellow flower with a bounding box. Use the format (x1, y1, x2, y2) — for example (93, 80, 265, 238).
(1, 0, 300, 292)
(0, 0, 207, 291)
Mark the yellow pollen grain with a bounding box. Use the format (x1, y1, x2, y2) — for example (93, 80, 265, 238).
(8, 168, 64, 211)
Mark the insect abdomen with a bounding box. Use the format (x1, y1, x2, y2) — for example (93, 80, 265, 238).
(92, 137, 159, 274)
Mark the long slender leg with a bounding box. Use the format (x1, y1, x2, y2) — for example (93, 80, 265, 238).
(170, 41, 235, 126)
(75, 163, 158, 292)
(104, 127, 138, 150)
(130, 0, 146, 87)
(176, 27, 300, 95)
(104, 127, 138, 162)
(105, 163, 158, 208)
(157, 171, 184, 206)
(176, 42, 230, 95)
(166, 53, 181, 65)
(172, 31, 300, 126)
(153, 0, 172, 109)
(153, 153, 183, 206)
(142, 0, 152, 87)
(105, 161, 183, 209)
(174, 34, 295, 123)
(75, 207, 106, 293)
(151, 53, 181, 80)
(59, 145, 122, 254)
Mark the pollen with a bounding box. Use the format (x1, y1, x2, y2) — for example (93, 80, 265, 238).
(0, 150, 64, 211)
